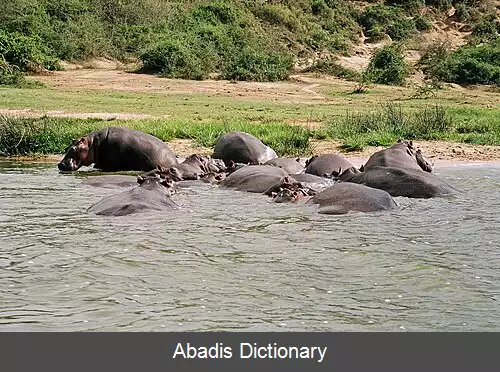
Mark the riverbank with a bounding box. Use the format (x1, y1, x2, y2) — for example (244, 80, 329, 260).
(3, 137, 500, 169)
(1, 69, 499, 159)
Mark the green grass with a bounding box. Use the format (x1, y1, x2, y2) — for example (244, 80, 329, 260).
(1, 77, 500, 156)
(0, 115, 312, 156)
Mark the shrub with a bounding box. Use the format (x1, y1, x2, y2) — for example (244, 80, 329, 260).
(421, 42, 500, 85)
(414, 14, 432, 32)
(305, 58, 360, 81)
(387, 18, 417, 41)
(221, 48, 293, 82)
(365, 44, 409, 85)
(0, 57, 26, 86)
(0, 30, 59, 72)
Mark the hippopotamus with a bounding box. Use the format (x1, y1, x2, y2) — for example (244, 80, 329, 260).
(87, 176, 178, 216)
(271, 188, 311, 203)
(305, 154, 354, 177)
(81, 175, 138, 188)
(200, 172, 226, 184)
(263, 175, 315, 198)
(289, 173, 337, 193)
(212, 131, 277, 166)
(58, 127, 178, 172)
(264, 157, 304, 175)
(362, 141, 434, 173)
(220, 165, 290, 193)
(306, 183, 397, 214)
(338, 166, 457, 198)
(142, 154, 226, 181)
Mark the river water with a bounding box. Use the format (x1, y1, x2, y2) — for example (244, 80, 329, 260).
(0, 161, 499, 331)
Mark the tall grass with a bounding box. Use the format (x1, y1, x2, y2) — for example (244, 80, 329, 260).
(0, 115, 312, 156)
(327, 104, 454, 150)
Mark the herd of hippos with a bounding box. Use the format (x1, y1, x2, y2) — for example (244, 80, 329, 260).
(57, 127, 459, 216)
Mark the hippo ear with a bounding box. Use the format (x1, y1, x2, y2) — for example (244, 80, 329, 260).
(137, 176, 145, 184)
(359, 165, 364, 172)
(283, 176, 291, 183)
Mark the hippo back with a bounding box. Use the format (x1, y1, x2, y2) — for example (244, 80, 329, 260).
(305, 154, 354, 177)
(220, 165, 288, 193)
(363, 142, 432, 172)
(307, 183, 397, 214)
(87, 179, 178, 216)
(264, 157, 304, 174)
(340, 166, 457, 198)
(212, 132, 277, 166)
(94, 127, 178, 172)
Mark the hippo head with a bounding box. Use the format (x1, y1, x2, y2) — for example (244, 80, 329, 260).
(207, 158, 227, 173)
(415, 149, 434, 173)
(305, 155, 318, 167)
(272, 188, 310, 203)
(137, 175, 176, 195)
(337, 166, 361, 181)
(165, 167, 185, 182)
(58, 136, 94, 172)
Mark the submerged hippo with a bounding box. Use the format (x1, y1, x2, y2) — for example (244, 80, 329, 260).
(289, 173, 337, 193)
(220, 165, 289, 193)
(81, 175, 138, 188)
(87, 176, 178, 216)
(142, 154, 226, 181)
(305, 154, 354, 177)
(339, 166, 457, 198)
(362, 141, 434, 173)
(306, 183, 397, 214)
(58, 127, 178, 172)
(264, 157, 304, 175)
(212, 131, 277, 166)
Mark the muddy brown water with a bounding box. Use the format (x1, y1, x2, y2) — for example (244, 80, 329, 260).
(0, 161, 499, 331)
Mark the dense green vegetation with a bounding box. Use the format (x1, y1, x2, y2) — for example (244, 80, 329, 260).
(0, 0, 498, 85)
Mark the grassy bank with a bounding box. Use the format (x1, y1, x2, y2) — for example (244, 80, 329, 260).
(1, 102, 500, 157)
(0, 115, 312, 157)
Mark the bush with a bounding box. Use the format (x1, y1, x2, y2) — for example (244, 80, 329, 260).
(0, 57, 26, 86)
(222, 49, 293, 82)
(140, 39, 207, 80)
(421, 42, 500, 85)
(305, 58, 360, 81)
(387, 18, 417, 41)
(0, 30, 59, 72)
(385, 0, 425, 12)
(414, 14, 432, 32)
(470, 14, 500, 42)
(365, 44, 409, 85)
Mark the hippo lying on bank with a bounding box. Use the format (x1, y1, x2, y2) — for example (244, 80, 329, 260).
(212, 131, 277, 166)
(305, 154, 354, 178)
(264, 157, 304, 174)
(362, 141, 434, 173)
(306, 183, 397, 214)
(338, 166, 458, 199)
(58, 127, 178, 172)
(87, 176, 178, 216)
